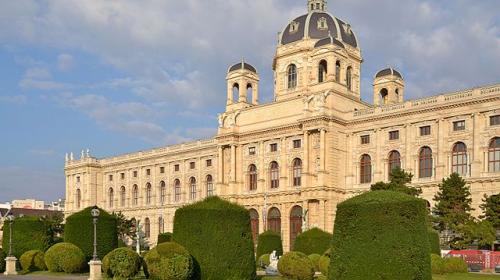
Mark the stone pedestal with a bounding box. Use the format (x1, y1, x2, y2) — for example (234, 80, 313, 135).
(4, 256, 18, 275)
(88, 260, 102, 280)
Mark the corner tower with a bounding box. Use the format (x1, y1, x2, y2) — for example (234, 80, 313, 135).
(225, 61, 259, 112)
(373, 67, 405, 106)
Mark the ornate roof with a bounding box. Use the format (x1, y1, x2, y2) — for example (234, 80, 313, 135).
(228, 62, 257, 74)
(375, 68, 403, 79)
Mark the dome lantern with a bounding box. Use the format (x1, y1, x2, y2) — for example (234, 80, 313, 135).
(308, 0, 327, 12)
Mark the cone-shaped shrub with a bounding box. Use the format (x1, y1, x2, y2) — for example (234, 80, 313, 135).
(173, 196, 255, 280)
(256, 230, 283, 260)
(428, 230, 441, 255)
(2, 216, 49, 258)
(293, 228, 333, 255)
(20, 250, 46, 272)
(329, 191, 431, 280)
(65, 207, 117, 261)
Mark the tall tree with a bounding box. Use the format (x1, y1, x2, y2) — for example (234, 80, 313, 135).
(370, 167, 422, 197)
(433, 173, 473, 232)
(112, 212, 135, 241)
(453, 220, 496, 250)
(480, 193, 500, 229)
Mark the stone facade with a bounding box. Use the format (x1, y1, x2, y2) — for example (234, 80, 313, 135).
(64, 0, 500, 251)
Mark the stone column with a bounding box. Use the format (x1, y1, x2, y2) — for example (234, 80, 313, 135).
(227, 82, 233, 106)
(318, 129, 326, 186)
(471, 113, 482, 177)
(280, 137, 287, 188)
(4, 256, 17, 275)
(258, 141, 265, 191)
(88, 260, 102, 280)
(303, 131, 309, 187)
(217, 146, 224, 184)
(231, 145, 237, 184)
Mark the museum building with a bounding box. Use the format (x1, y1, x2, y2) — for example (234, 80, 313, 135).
(64, 0, 500, 251)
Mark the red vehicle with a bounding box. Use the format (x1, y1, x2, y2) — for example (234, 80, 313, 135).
(446, 250, 500, 271)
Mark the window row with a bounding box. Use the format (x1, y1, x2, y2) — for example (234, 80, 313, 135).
(248, 140, 301, 156)
(287, 61, 353, 91)
(247, 159, 302, 190)
(139, 216, 166, 239)
(359, 137, 500, 184)
(106, 160, 214, 181)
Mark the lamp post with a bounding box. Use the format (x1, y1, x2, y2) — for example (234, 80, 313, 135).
(4, 214, 17, 275)
(88, 206, 102, 280)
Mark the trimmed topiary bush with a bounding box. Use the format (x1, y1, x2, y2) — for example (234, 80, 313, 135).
(157, 233, 173, 244)
(102, 248, 141, 279)
(258, 254, 270, 269)
(65, 207, 117, 261)
(428, 230, 441, 255)
(173, 196, 255, 280)
(256, 230, 283, 260)
(277, 251, 315, 280)
(144, 242, 194, 280)
(329, 191, 431, 280)
(293, 228, 333, 255)
(0, 248, 6, 273)
(20, 250, 46, 272)
(308, 254, 321, 272)
(156, 242, 189, 258)
(2, 216, 49, 258)
(318, 249, 331, 276)
(45, 242, 85, 273)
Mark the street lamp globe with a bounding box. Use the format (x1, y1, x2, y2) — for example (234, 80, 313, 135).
(91, 207, 100, 218)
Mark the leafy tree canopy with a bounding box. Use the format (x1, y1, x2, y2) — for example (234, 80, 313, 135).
(453, 220, 496, 250)
(479, 194, 500, 229)
(370, 167, 422, 197)
(112, 212, 135, 241)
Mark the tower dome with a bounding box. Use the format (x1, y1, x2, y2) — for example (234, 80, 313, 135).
(279, 0, 358, 48)
(375, 67, 403, 79)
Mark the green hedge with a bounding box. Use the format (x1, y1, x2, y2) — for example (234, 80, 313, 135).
(293, 228, 333, 255)
(428, 230, 441, 255)
(173, 196, 256, 280)
(20, 250, 46, 272)
(329, 191, 431, 280)
(1, 216, 49, 258)
(157, 233, 173, 244)
(102, 248, 141, 279)
(256, 230, 283, 260)
(65, 207, 118, 261)
(277, 251, 315, 280)
(431, 254, 467, 274)
(144, 242, 194, 280)
(45, 242, 85, 273)
(0, 248, 6, 273)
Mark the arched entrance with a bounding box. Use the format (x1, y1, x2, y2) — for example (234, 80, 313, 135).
(290, 205, 303, 249)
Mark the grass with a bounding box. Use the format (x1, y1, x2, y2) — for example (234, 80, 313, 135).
(256, 274, 500, 280)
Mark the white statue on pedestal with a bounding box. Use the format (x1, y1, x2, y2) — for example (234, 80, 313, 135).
(265, 250, 280, 275)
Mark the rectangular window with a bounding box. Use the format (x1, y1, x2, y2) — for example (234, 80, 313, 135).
(360, 135, 370, 145)
(133, 171, 138, 178)
(490, 115, 500, 126)
(206, 159, 212, 167)
(160, 167, 165, 174)
(109, 175, 113, 181)
(76, 176, 80, 183)
(174, 164, 180, 172)
(453, 120, 466, 131)
(293, 139, 302, 148)
(120, 173, 125, 180)
(420, 126, 431, 136)
(249, 147, 256, 155)
(190, 162, 196, 169)
(146, 169, 151, 176)
(270, 143, 278, 152)
(389, 131, 399, 140)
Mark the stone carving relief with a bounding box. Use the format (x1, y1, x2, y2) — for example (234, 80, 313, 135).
(218, 111, 241, 128)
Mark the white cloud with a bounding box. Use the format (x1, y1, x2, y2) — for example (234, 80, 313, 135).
(57, 53, 75, 71)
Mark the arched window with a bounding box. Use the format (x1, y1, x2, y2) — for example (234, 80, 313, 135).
(247, 83, 253, 103)
(160, 181, 166, 205)
(346, 66, 352, 91)
(206, 175, 214, 196)
(489, 137, 500, 172)
(288, 64, 297, 89)
(158, 216, 164, 234)
(76, 189, 81, 209)
(248, 164, 257, 191)
(380, 88, 388, 104)
(290, 206, 303, 249)
(174, 179, 181, 202)
(144, 218, 150, 238)
(388, 151, 401, 176)
(268, 207, 281, 234)
(419, 147, 433, 178)
(318, 60, 327, 83)
(132, 185, 139, 206)
(335, 61, 341, 82)
(270, 161, 280, 188)
(249, 209, 259, 243)
(292, 158, 302, 187)
(232, 83, 239, 102)
(452, 142, 468, 176)
(145, 183, 152, 205)
(190, 177, 197, 200)
(120, 186, 126, 207)
(108, 188, 114, 208)
(360, 154, 372, 184)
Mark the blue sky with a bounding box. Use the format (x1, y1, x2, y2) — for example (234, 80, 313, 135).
(0, 0, 499, 202)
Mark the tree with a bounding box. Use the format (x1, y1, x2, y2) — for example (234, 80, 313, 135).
(370, 167, 422, 197)
(453, 220, 496, 250)
(480, 194, 500, 229)
(113, 212, 135, 241)
(41, 213, 64, 246)
(433, 173, 473, 243)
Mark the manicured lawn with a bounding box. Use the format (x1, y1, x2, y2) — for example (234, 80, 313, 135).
(257, 274, 500, 280)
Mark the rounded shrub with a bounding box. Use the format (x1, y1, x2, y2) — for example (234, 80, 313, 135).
(443, 257, 467, 273)
(431, 254, 445, 274)
(173, 196, 256, 280)
(1, 216, 49, 258)
(318, 249, 331, 276)
(258, 254, 270, 268)
(157, 233, 173, 244)
(308, 254, 321, 272)
(277, 251, 315, 280)
(256, 230, 283, 260)
(293, 228, 333, 255)
(144, 243, 194, 280)
(329, 191, 432, 280)
(20, 250, 46, 272)
(142, 249, 161, 279)
(156, 242, 189, 258)
(102, 248, 141, 279)
(428, 230, 440, 255)
(65, 207, 117, 261)
(45, 242, 85, 273)
(0, 248, 6, 273)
